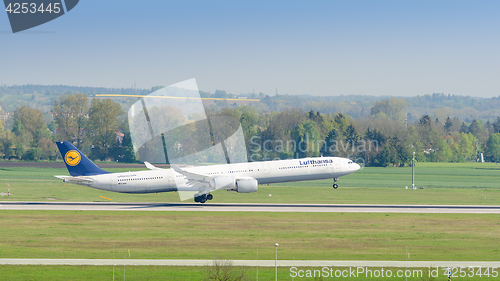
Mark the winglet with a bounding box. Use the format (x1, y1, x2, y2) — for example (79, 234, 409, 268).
(144, 161, 161, 170)
(170, 164, 183, 173)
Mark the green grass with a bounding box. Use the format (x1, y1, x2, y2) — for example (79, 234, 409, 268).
(0, 162, 499, 204)
(0, 265, 207, 281)
(1, 211, 499, 262)
(2, 265, 489, 281)
(1, 163, 498, 280)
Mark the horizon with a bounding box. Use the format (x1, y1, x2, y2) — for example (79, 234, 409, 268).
(1, 83, 497, 100)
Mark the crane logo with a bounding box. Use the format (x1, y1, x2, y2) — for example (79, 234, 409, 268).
(64, 150, 81, 166)
(3, 0, 79, 33)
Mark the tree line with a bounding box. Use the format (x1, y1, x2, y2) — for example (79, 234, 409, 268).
(216, 97, 500, 166)
(0, 93, 134, 162)
(0, 93, 500, 166)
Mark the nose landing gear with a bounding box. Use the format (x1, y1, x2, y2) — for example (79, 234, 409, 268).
(333, 178, 339, 189)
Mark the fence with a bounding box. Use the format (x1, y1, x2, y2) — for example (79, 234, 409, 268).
(272, 179, 499, 189)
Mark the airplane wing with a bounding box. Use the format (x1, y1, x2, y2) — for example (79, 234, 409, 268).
(144, 161, 162, 170)
(54, 175, 94, 185)
(171, 164, 255, 188)
(171, 164, 211, 181)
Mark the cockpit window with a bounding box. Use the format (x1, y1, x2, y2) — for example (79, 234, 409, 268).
(348, 161, 353, 164)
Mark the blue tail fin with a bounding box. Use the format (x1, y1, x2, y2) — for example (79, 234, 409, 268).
(56, 141, 110, 176)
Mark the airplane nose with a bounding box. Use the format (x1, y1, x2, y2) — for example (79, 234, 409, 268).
(354, 163, 361, 171)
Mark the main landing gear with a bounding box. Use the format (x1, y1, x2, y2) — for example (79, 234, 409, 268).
(332, 178, 339, 189)
(194, 193, 213, 203)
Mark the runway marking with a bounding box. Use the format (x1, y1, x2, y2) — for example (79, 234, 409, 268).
(0, 259, 499, 267)
(1, 202, 500, 213)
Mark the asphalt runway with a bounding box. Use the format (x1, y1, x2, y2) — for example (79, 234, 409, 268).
(1, 201, 500, 213)
(0, 258, 499, 268)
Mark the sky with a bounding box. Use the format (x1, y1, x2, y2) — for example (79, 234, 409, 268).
(1, 0, 499, 97)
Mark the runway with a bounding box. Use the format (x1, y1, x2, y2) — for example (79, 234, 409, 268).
(1, 201, 500, 213)
(0, 258, 499, 268)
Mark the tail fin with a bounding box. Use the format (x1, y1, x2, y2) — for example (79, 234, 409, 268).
(56, 141, 110, 176)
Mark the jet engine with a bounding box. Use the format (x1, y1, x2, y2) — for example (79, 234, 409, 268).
(210, 177, 235, 190)
(233, 179, 258, 193)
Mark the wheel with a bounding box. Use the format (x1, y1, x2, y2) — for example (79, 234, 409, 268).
(207, 194, 213, 200)
(333, 184, 338, 189)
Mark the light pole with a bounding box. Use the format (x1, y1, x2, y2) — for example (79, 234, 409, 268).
(411, 152, 415, 189)
(275, 243, 279, 281)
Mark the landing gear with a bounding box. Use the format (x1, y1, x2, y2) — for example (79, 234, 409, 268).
(332, 178, 339, 189)
(194, 193, 213, 203)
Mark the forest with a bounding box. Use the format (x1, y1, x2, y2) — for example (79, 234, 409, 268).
(0, 84, 500, 166)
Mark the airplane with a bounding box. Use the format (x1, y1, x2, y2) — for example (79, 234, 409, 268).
(55, 141, 361, 203)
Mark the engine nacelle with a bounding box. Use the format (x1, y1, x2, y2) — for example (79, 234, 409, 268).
(234, 179, 258, 193)
(210, 177, 236, 190)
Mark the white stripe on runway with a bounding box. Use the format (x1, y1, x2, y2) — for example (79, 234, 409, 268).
(0, 259, 499, 268)
(1, 202, 500, 213)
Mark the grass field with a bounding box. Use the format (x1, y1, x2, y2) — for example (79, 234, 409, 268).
(4, 265, 494, 281)
(0, 162, 499, 204)
(0, 163, 499, 280)
(1, 211, 499, 262)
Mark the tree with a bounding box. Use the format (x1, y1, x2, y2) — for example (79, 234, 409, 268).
(291, 120, 320, 158)
(109, 119, 137, 163)
(459, 122, 468, 133)
(333, 113, 349, 134)
(370, 98, 407, 121)
(430, 138, 452, 162)
(88, 99, 124, 160)
(365, 127, 386, 145)
(419, 114, 432, 130)
(458, 133, 477, 161)
(0, 130, 16, 159)
(72, 93, 90, 148)
(486, 133, 500, 162)
(493, 117, 500, 134)
(37, 139, 59, 160)
(259, 109, 304, 158)
(389, 136, 411, 166)
(204, 259, 246, 281)
(377, 144, 395, 167)
(323, 128, 339, 156)
(468, 119, 480, 136)
(52, 93, 89, 148)
(444, 116, 453, 132)
(345, 124, 359, 144)
(12, 106, 49, 146)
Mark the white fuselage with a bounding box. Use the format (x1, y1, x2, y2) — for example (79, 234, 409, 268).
(72, 157, 360, 194)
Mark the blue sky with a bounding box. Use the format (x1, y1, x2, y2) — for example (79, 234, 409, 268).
(1, 0, 499, 97)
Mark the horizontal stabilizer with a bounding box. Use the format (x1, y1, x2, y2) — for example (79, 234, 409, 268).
(54, 175, 94, 185)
